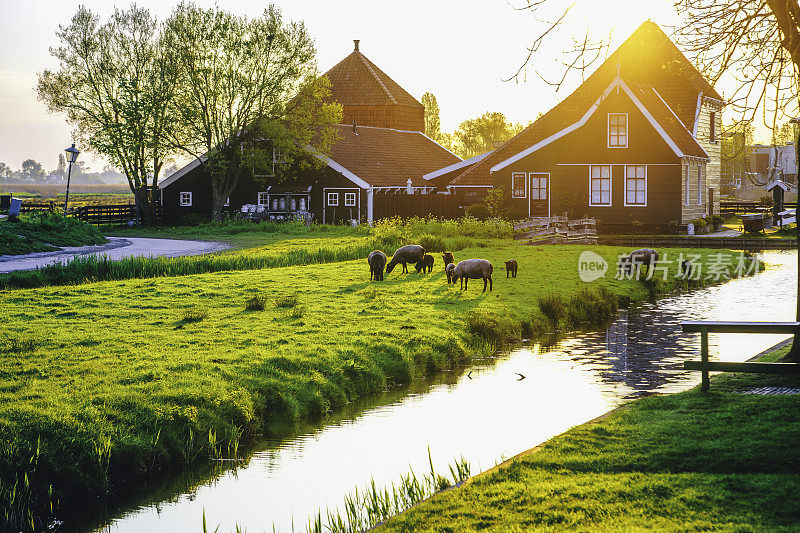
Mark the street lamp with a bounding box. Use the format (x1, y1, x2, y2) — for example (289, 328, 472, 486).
(63, 143, 79, 215)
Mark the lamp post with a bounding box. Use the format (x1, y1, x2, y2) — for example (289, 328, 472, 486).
(63, 143, 80, 215)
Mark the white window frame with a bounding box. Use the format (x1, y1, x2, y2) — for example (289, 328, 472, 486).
(589, 165, 612, 206)
(697, 164, 703, 206)
(179, 192, 192, 206)
(327, 192, 339, 207)
(608, 113, 628, 148)
(257, 192, 269, 206)
(344, 192, 357, 206)
(511, 172, 527, 198)
(529, 173, 548, 200)
(624, 165, 647, 207)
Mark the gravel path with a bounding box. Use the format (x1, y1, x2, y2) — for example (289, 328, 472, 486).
(0, 237, 230, 273)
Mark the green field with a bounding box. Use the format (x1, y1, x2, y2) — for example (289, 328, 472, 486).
(0, 221, 761, 529)
(0, 212, 106, 256)
(377, 345, 800, 532)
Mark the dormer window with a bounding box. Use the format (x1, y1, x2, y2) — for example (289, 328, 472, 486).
(608, 113, 628, 148)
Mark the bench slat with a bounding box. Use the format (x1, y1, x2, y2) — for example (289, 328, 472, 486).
(681, 321, 800, 334)
(684, 361, 800, 374)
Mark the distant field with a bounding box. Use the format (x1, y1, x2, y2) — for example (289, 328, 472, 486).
(2, 183, 133, 206)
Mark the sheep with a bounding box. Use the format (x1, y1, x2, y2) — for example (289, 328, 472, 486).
(445, 263, 456, 284)
(367, 250, 387, 281)
(442, 252, 454, 268)
(415, 254, 434, 273)
(618, 248, 659, 277)
(385, 244, 427, 274)
(505, 260, 518, 278)
(451, 259, 493, 292)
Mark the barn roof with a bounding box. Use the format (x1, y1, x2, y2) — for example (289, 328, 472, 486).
(450, 21, 720, 187)
(322, 124, 460, 188)
(324, 41, 423, 109)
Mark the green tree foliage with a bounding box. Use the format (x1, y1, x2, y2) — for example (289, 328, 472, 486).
(37, 5, 177, 222)
(773, 121, 798, 145)
(20, 159, 44, 181)
(453, 112, 523, 159)
(166, 4, 341, 220)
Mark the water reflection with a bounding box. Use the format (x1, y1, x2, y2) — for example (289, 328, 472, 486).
(92, 251, 796, 533)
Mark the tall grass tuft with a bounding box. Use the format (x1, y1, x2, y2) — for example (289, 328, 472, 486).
(302, 449, 471, 533)
(244, 294, 267, 311)
(565, 287, 618, 329)
(537, 294, 566, 327)
(275, 294, 298, 309)
(181, 307, 208, 323)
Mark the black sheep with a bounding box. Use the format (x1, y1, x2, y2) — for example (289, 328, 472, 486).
(505, 260, 518, 278)
(367, 250, 388, 281)
(415, 254, 434, 273)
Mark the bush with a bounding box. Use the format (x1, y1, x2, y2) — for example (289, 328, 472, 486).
(565, 288, 618, 329)
(465, 203, 491, 221)
(418, 233, 446, 253)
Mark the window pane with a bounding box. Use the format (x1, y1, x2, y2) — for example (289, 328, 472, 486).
(627, 191, 635, 204)
(592, 166, 601, 178)
(636, 191, 645, 204)
(592, 192, 601, 203)
(531, 189, 539, 200)
(601, 178, 610, 191)
(601, 191, 610, 204)
(540, 177, 547, 188)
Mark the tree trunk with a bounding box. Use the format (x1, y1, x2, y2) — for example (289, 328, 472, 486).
(134, 187, 154, 225)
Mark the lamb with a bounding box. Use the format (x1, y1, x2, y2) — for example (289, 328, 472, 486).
(367, 250, 388, 281)
(445, 263, 456, 284)
(618, 248, 659, 276)
(415, 254, 434, 273)
(505, 260, 518, 278)
(442, 252, 454, 268)
(385, 244, 427, 274)
(451, 258, 493, 292)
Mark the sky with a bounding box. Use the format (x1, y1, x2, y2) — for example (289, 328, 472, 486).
(0, 0, 764, 172)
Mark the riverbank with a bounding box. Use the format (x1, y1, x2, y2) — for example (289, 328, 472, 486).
(377, 343, 800, 531)
(0, 242, 759, 530)
(0, 211, 106, 255)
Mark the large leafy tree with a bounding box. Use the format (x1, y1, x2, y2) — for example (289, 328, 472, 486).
(721, 121, 754, 194)
(37, 5, 177, 222)
(453, 112, 523, 159)
(165, 3, 341, 221)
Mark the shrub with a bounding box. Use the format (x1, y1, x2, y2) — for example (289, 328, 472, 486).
(537, 294, 566, 326)
(418, 233, 446, 253)
(465, 311, 520, 344)
(275, 294, 298, 308)
(244, 294, 266, 311)
(465, 203, 491, 221)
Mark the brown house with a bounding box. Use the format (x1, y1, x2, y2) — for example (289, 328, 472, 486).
(159, 41, 458, 224)
(445, 22, 724, 231)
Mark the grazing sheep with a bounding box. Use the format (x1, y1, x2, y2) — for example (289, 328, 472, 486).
(451, 259, 493, 292)
(386, 244, 427, 274)
(618, 248, 659, 276)
(415, 254, 434, 273)
(505, 260, 518, 278)
(442, 252, 454, 268)
(445, 263, 456, 284)
(367, 250, 388, 281)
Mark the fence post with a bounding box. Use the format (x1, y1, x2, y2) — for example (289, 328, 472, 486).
(700, 326, 709, 392)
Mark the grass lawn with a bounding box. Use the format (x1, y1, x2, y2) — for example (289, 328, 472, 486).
(0, 236, 761, 529)
(377, 344, 800, 532)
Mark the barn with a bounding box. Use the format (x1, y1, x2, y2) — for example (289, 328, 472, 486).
(445, 21, 724, 232)
(159, 40, 460, 224)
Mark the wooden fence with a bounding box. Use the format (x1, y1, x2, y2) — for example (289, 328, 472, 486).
(20, 202, 57, 213)
(513, 216, 598, 245)
(71, 204, 162, 225)
(373, 193, 482, 220)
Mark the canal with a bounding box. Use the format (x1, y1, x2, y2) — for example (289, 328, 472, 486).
(91, 250, 796, 532)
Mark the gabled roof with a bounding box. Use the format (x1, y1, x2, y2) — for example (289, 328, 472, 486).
(324, 42, 423, 109)
(451, 21, 721, 187)
(323, 124, 460, 188)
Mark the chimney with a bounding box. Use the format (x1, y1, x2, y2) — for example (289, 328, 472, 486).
(354, 39, 360, 52)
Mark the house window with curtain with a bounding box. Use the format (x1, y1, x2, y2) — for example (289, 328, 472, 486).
(608, 114, 628, 147)
(511, 173, 526, 198)
(624, 165, 646, 205)
(590, 165, 611, 205)
(180, 192, 192, 206)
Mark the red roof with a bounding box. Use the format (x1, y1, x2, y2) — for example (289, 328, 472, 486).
(328, 124, 460, 187)
(451, 21, 720, 187)
(324, 45, 423, 109)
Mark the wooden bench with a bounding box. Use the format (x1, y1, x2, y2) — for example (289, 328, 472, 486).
(681, 321, 800, 391)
